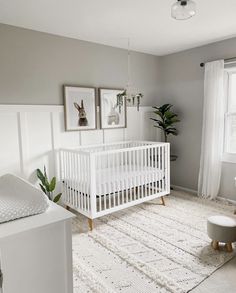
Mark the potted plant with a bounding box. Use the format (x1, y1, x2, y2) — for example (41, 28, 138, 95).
(36, 166, 62, 203)
(151, 103, 180, 161)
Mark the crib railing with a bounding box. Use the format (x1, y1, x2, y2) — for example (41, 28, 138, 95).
(60, 141, 170, 219)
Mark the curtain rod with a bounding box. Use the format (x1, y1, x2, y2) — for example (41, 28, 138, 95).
(200, 57, 236, 67)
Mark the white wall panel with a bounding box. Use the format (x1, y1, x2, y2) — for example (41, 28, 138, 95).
(25, 112, 53, 182)
(0, 105, 158, 181)
(57, 112, 80, 148)
(0, 112, 21, 176)
(125, 107, 142, 140)
(104, 128, 124, 143)
(80, 130, 103, 145)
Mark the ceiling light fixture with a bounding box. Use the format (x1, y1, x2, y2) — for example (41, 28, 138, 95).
(171, 0, 196, 20)
(116, 39, 143, 112)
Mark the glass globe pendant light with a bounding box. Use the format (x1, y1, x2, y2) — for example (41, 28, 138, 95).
(171, 0, 196, 20)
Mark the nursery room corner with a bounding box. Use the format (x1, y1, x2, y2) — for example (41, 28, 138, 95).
(1, 1, 236, 293)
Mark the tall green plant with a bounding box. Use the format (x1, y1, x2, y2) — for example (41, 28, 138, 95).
(151, 104, 180, 142)
(37, 166, 62, 203)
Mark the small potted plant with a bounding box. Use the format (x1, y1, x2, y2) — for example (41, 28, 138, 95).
(36, 166, 62, 203)
(151, 103, 180, 161)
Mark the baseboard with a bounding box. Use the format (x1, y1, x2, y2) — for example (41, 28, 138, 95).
(218, 196, 236, 205)
(171, 184, 198, 195)
(172, 185, 236, 205)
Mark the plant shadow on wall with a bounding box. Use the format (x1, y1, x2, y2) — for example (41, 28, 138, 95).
(37, 166, 62, 203)
(151, 104, 180, 161)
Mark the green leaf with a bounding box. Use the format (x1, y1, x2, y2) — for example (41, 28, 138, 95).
(166, 129, 178, 135)
(170, 117, 180, 123)
(53, 193, 62, 203)
(39, 183, 47, 195)
(42, 166, 50, 192)
(153, 110, 163, 118)
(49, 177, 56, 192)
(37, 169, 45, 185)
(159, 104, 172, 114)
(150, 118, 162, 123)
(154, 125, 164, 130)
(165, 111, 177, 119)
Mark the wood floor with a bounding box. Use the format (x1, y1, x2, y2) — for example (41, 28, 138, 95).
(191, 257, 236, 293)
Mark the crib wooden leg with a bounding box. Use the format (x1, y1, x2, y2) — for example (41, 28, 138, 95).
(161, 196, 165, 206)
(66, 205, 70, 211)
(88, 219, 93, 231)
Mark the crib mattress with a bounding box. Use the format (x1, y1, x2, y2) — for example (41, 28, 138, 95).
(64, 165, 165, 196)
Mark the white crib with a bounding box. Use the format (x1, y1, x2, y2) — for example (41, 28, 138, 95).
(60, 141, 170, 229)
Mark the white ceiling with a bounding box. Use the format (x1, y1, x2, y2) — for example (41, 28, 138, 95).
(1, 0, 236, 56)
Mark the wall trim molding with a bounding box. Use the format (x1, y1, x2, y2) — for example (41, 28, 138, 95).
(0, 104, 158, 181)
(171, 184, 198, 195)
(0, 104, 63, 112)
(0, 104, 154, 112)
(172, 184, 236, 206)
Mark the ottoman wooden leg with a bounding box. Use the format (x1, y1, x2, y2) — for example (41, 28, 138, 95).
(226, 243, 233, 253)
(212, 240, 219, 250)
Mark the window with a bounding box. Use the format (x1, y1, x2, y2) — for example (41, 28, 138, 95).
(224, 68, 236, 161)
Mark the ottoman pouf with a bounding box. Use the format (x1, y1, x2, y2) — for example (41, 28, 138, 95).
(207, 215, 236, 252)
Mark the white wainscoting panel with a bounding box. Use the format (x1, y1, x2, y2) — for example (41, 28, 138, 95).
(104, 128, 125, 143)
(80, 130, 103, 146)
(0, 105, 159, 182)
(0, 112, 21, 175)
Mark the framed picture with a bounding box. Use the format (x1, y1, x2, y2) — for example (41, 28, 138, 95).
(99, 88, 127, 129)
(64, 85, 97, 131)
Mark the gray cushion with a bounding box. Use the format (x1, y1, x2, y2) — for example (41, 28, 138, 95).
(0, 174, 49, 224)
(207, 215, 236, 243)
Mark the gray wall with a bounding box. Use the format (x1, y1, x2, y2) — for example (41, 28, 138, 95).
(1, 23, 236, 200)
(161, 38, 236, 200)
(0, 24, 161, 106)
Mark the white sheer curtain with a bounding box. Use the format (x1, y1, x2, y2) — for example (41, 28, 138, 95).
(198, 60, 225, 199)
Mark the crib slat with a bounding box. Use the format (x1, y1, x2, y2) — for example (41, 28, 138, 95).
(76, 153, 79, 209)
(98, 154, 102, 212)
(158, 146, 161, 193)
(147, 147, 150, 197)
(112, 153, 115, 208)
(167, 143, 170, 193)
(150, 147, 153, 196)
(71, 153, 75, 208)
(68, 152, 71, 205)
(125, 151, 128, 203)
(121, 152, 124, 205)
(90, 153, 96, 217)
(116, 152, 120, 207)
(78, 153, 81, 210)
(133, 150, 136, 201)
(144, 148, 147, 198)
(81, 155, 85, 211)
(161, 146, 165, 191)
(141, 149, 144, 198)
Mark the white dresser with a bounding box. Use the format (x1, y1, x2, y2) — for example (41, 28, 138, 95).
(0, 202, 75, 293)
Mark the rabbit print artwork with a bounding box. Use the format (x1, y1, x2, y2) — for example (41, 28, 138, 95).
(74, 100, 88, 126)
(107, 101, 120, 125)
(64, 86, 96, 131)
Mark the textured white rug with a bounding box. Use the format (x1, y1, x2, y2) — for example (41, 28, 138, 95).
(72, 191, 236, 293)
